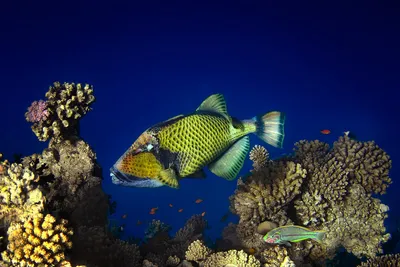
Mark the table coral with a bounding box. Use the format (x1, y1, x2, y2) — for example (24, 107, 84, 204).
(26, 81, 95, 142)
(1, 213, 73, 266)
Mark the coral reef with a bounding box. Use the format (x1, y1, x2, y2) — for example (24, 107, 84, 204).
(1, 213, 73, 266)
(0, 162, 45, 226)
(25, 81, 95, 142)
(228, 135, 393, 266)
(0, 81, 395, 267)
(357, 253, 400, 266)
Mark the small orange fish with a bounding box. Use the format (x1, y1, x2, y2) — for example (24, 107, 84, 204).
(320, 129, 331, 135)
(121, 214, 127, 219)
(169, 204, 173, 207)
(195, 199, 203, 204)
(136, 220, 142, 225)
(149, 210, 156, 215)
(178, 209, 183, 213)
(201, 212, 206, 216)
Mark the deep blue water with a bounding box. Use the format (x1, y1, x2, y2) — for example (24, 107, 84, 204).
(1, 1, 399, 253)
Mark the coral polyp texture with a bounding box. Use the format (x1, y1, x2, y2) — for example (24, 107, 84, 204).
(0, 162, 45, 225)
(1, 213, 73, 266)
(25, 81, 95, 142)
(0, 81, 395, 266)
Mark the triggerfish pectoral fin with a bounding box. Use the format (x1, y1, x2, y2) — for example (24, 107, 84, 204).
(159, 168, 180, 189)
(208, 136, 250, 180)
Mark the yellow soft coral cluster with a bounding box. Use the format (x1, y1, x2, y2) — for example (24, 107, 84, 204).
(1, 213, 73, 266)
(0, 162, 45, 225)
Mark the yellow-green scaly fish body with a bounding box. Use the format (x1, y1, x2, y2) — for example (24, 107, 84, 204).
(110, 94, 285, 189)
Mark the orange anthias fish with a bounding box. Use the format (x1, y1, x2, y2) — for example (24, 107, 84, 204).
(121, 214, 128, 219)
(137, 220, 142, 225)
(195, 199, 203, 204)
(149, 210, 156, 215)
(178, 209, 183, 212)
(201, 212, 206, 216)
(320, 129, 331, 135)
(169, 204, 173, 207)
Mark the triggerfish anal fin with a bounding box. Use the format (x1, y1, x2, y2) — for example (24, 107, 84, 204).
(208, 136, 250, 181)
(158, 168, 179, 189)
(196, 94, 230, 120)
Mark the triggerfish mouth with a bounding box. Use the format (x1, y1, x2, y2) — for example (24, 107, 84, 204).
(110, 93, 285, 189)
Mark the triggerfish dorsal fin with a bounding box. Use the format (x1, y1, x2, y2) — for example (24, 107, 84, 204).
(158, 168, 179, 189)
(165, 114, 185, 123)
(208, 136, 250, 180)
(196, 94, 230, 120)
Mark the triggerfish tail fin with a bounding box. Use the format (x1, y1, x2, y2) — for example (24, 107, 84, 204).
(313, 230, 326, 243)
(252, 111, 285, 148)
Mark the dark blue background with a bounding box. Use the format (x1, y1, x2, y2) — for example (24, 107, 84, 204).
(1, 1, 399, 245)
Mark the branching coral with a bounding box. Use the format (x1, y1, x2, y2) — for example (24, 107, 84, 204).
(293, 136, 392, 260)
(228, 135, 393, 265)
(249, 145, 270, 171)
(26, 81, 95, 142)
(357, 253, 400, 266)
(0, 162, 45, 225)
(230, 161, 306, 225)
(145, 219, 172, 240)
(200, 249, 261, 267)
(185, 239, 212, 262)
(1, 213, 73, 266)
(142, 215, 208, 266)
(331, 136, 392, 195)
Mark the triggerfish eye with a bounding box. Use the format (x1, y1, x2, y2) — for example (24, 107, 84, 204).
(110, 151, 165, 188)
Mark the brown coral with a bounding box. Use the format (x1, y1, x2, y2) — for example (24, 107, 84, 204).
(70, 225, 142, 267)
(249, 145, 270, 171)
(201, 249, 261, 267)
(230, 161, 306, 225)
(357, 253, 400, 266)
(331, 135, 392, 194)
(1, 213, 73, 266)
(258, 246, 294, 267)
(0, 163, 45, 225)
(28, 81, 95, 142)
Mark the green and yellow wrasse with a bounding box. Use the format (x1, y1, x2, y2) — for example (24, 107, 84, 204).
(110, 94, 285, 189)
(263, 225, 326, 246)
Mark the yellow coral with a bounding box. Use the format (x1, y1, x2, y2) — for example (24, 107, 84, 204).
(201, 249, 261, 267)
(0, 163, 45, 225)
(185, 239, 212, 262)
(1, 213, 74, 266)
